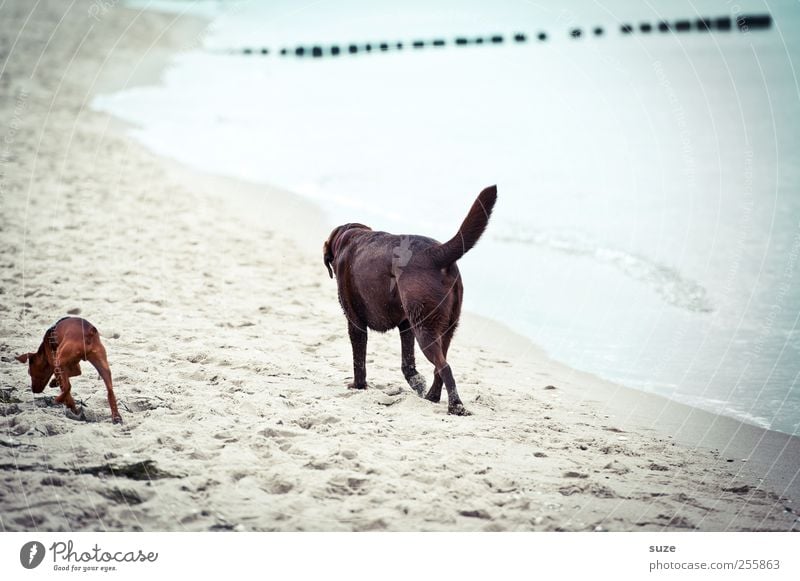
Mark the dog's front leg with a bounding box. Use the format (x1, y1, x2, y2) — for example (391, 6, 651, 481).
(347, 321, 368, 389)
(53, 368, 78, 414)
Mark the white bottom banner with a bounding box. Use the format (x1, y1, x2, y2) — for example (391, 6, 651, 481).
(2, 532, 797, 580)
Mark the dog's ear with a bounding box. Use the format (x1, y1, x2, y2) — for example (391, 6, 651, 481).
(323, 240, 334, 279)
(15, 353, 31, 364)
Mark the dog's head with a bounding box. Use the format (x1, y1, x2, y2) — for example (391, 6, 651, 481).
(15, 350, 52, 393)
(323, 223, 371, 279)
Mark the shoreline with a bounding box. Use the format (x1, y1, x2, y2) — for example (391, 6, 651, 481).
(88, 6, 794, 442)
(135, 147, 796, 441)
(158, 161, 800, 503)
(0, 0, 797, 531)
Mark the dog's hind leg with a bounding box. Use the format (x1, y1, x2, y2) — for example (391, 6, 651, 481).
(88, 345, 122, 424)
(424, 325, 455, 403)
(348, 320, 368, 390)
(425, 375, 443, 403)
(414, 327, 470, 416)
(399, 320, 426, 396)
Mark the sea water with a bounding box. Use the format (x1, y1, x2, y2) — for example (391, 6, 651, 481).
(94, 0, 800, 435)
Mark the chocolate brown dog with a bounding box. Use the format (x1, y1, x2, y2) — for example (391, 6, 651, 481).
(323, 185, 497, 415)
(16, 317, 122, 424)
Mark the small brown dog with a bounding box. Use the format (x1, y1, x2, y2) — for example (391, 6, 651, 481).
(16, 317, 122, 424)
(323, 185, 497, 415)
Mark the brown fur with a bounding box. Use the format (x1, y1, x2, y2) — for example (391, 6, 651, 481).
(16, 317, 122, 424)
(323, 185, 497, 415)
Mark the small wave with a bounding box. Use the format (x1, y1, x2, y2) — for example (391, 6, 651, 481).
(495, 227, 714, 314)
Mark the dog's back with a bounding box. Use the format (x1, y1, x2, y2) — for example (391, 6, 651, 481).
(49, 317, 100, 358)
(336, 231, 453, 332)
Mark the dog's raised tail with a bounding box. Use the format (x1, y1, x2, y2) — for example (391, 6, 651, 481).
(428, 185, 497, 268)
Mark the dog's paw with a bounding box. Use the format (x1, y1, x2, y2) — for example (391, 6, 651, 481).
(448, 404, 472, 416)
(424, 390, 442, 403)
(65, 407, 87, 422)
(347, 382, 368, 390)
(407, 374, 427, 397)
(112, 415, 123, 425)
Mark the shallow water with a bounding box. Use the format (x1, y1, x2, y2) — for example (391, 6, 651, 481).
(97, 0, 800, 434)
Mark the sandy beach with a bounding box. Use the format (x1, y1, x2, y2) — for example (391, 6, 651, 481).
(1, 0, 798, 532)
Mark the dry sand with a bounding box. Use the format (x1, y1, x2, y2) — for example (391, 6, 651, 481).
(0, 0, 798, 532)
